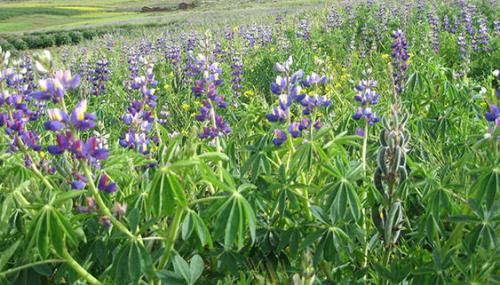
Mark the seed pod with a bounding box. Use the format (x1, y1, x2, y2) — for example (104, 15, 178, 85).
(377, 147, 388, 174)
(403, 130, 411, 145)
(392, 146, 402, 172)
(401, 113, 408, 126)
(388, 131, 397, 148)
(385, 201, 402, 245)
(374, 167, 385, 194)
(382, 117, 391, 130)
(398, 165, 408, 182)
(379, 129, 387, 146)
(399, 151, 406, 166)
(371, 204, 385, 234)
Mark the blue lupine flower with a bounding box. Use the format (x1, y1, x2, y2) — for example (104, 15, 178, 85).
(272, 129, 287, 146)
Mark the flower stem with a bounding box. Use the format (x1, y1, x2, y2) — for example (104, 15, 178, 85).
(361, 121, 370, 277)
(61, 247, 101, 285)
(0, 259, 64, 276)
(82, 163, 139, 243)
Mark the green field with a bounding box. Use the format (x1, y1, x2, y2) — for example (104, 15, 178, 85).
(0, 0, 325, 33)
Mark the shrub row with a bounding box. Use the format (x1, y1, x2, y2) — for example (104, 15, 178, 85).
(0, 19, 181, 52)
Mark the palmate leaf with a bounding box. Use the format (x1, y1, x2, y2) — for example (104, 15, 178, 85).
(471, 165, 499, 210)
(149, 170, 187, 217)
(25, 205, 79, 259)
(112, 241, 153, 284)
(214, 192, 256, 250)
(291, 142, 313, 172)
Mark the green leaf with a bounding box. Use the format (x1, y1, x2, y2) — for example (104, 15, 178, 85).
(167, 174, 187, 207)
(51, 190, 85, 207)
(114, 244, 131, 285)
(52, 208, 79, 246)
(192, 212, 212, 248)
(128, 243, 141, 283)
(182, 211, 194, 240)
(127, 208, 140, 233)
(138, 243, 154, 279)
(0, 240, 20, 271)
(173, 255, 191, 284)
(157, 270, 186, 285)
(197, 152, 229, 161)
(224, 198, 239, 250)
(37, 209, 50, 259)
(189, 255, 203, 284)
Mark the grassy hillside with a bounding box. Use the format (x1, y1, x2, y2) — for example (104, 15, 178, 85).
(0, 0, 325, 33)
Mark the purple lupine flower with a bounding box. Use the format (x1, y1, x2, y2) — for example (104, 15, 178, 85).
(297, 18, 311, 41)
(71, 172, 88, 190)
(70, 100, 96, 131)
(230, 52, 244, 97)
(119, 64, 158, 156)
(390, 30, 409, 94)
(90, 59, 110, 96)
(267, 56, 331, 144)
(485, 104, 500, 126)
(272, 129, 287, 146)
(44, 108, 68, 131)
(458, 34, 467, 59)
(428, 9, 440, 52)
(32, 70, 80, 102)
(443, 14, 451, 32)
(191, 53, 231, 140)
(352, 77, 380, 126)
(476, 18, 491, 52)
(98, 174, 117, 193)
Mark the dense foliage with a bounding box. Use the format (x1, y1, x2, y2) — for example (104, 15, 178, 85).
(0, 0, 499, 284)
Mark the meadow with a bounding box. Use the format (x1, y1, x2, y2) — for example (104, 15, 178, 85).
(0, 0, 499, 284)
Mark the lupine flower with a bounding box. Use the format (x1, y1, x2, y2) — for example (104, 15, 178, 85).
(390, 30, 409, 94)
(98, 174, 117, 193)
(476, 18, 491, 52)
(352, 79, 380, 125)
(230, 52, 244, 97)
(485, 104, 500, 126)
(192, 54, 231, 140)
(428, 9, 440, 52)
(267, 56, 330, 144)
(120, 65, 159, 156)
(32, 70, 80, 102)
(90, 59, 111, 96)
(297, 18, 311, 41)
(272, 129, 287, 146)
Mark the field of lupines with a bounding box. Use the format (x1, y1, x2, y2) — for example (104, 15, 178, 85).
(0, 0, 499, 284)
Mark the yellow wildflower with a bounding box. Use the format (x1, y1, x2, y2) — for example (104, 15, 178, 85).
(182, 103, 190, 110)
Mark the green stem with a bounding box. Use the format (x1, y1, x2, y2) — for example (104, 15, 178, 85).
(61, 247, 101, 285)
(300, 173, 313, 221)
(0, 259, 64, 276)
(82, 164, 139, 242)
(361, 121, 369, 174)
(158, 206, 185, 269)
(361, 121, 370, 279)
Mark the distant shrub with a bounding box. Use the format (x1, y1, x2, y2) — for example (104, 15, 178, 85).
(83, 30, 97, 40)
(55, 33, 72, 46)
(0, 38, 15, 52)
(10, 38, 28, 50)
(69, 31, 83, 44)
(39, 35, 55, 48)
